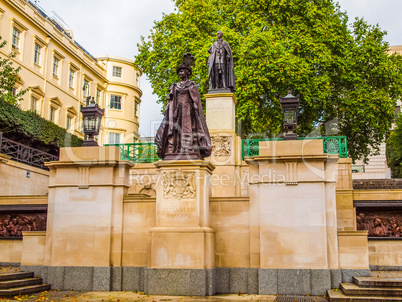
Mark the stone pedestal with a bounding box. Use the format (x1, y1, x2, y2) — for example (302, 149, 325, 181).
(246, 140, 340, 270)
(147, 160, 215, 295)
(205, 93, 242, 197)
(44, 146, 133, 268)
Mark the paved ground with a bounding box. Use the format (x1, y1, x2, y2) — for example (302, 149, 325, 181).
(0, 267, 329, 302)
(0, 292, 329, 302)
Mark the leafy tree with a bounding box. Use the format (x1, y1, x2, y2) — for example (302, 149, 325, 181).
(387, 115, 402, 178)
(0, 36, 27, 104)
(135, 0, 402, 162)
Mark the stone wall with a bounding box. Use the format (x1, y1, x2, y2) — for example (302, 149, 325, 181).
(368, 240, 402, 269)
(0, 154, 49, 196)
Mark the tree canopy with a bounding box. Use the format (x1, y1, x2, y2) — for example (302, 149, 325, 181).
(0, 37, 26, 104)
(135, 0, 402, 162)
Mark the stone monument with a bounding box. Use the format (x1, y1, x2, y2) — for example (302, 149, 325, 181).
(156, 53, 211, 161)
(150, 54, 215, 295)
(208, 31, 236, 93)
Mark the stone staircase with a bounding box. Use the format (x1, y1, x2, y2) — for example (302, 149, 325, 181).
(0, 270, 51, 297)
(328, 271, 402, 301)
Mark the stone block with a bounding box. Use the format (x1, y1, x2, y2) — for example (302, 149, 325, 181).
(139, 267, 145, 292)
(122, 267, 141, 291)
(330, 269, 342, 289)
(206, 268, 216, 296)
(311, 270, 331, 296)
(146, 268, 207, 296)
(93, 267, 111, 291)
(215, 267, 230, 294)
(64, 267, 93, 291)
(20, 265, 41, 278)
(341, 269, 371, 283)
(229, 268, 248, 294)
(258, 269, 277, 295)
(278, 269, 310, 295)
(370, 265, 402, 271)
(0, 262, 19, 267)
(41, 266, 49, 284)
(47, 266, 65, 290)
(112, 266, 122, 291)
(248, 268, 258, 294)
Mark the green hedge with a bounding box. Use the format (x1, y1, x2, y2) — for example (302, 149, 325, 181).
(0, 98, 82, 154)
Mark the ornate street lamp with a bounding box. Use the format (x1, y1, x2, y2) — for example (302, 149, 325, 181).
(280, 90, 300, 140)
(80, 96, 104, 147)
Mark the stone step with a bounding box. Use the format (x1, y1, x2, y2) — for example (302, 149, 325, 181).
(328, 289, 402, 302)
(0, 277, 43, 289)
(354, 276, 402, 288)
(341, 283, 402, 297)
(0, 284, 51, 297)
(0, 272, 34, 282)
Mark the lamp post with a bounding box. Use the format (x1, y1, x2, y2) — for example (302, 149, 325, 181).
(80, 84, 104, 147)
(280, 90, 300, 140)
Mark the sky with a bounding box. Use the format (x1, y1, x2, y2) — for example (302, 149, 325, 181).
(33, 0, 402, 137)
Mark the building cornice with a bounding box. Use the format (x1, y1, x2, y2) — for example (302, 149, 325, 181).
(108, 81, 143, 97)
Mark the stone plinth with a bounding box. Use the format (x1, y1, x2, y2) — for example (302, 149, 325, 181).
(205, 93, 243, 197)
(150, 160, 215, 269)
(246, 139, 339, 269)
(44, 146, 133, 267)
(148, 160, 215, 295)
(338, 230, 369, 269)
(21, 231, 46, 266)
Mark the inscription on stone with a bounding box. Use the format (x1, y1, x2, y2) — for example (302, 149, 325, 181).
(161, 201, 196, 219)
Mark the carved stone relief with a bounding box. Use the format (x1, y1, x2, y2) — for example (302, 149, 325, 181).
(357, 210, 402, 237)
(0, 213, 47, 237)
(139, 184, 156, 197)
(162, 169, 196, 200)
(212, 136, 231, 157)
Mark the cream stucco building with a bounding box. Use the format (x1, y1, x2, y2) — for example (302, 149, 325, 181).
(0, 0, 142, 145)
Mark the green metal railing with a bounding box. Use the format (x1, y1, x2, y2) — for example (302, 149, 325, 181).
(242, 136, 348, 159)
(104, 143, 159, 163)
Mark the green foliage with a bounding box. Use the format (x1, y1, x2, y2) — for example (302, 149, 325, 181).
(0, 36, 27, 104)
(135, 0, 402, 162)
(0, 98, 83, 154)
(387, 115, 402, 178)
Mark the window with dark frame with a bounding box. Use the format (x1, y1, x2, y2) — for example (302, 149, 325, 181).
(110, 95, 122, 110)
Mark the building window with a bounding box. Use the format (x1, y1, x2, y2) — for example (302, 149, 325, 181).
(34, 43, 41, 65)
(66, 115, 72, 130)
(53, 57, 59, 77)
(96, 89, 101, 104)
(11, 87, 17, 96)
(69, 69, 75, 88)
(136, 72, 140, 86)
(113, 66, 122, 78)
(12, 27, 21, 50)
(30, 96, 39, 113)
(83, 79, 90, 97)
(110, 95, 122, 110)
(49, 106, 56, 122)
(109, 133, 121, 144)
(134, 101, 139, 117)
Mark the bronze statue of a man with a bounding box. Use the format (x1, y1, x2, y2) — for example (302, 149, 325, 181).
(208, 31, 236, 92)
(155, 53, 212, 160)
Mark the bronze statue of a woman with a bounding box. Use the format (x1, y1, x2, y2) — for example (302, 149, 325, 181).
(155, 54, 211, 160)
